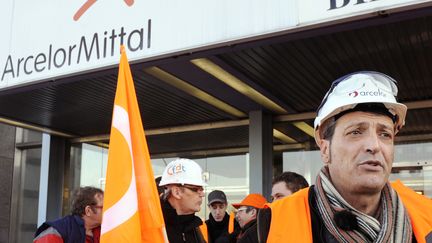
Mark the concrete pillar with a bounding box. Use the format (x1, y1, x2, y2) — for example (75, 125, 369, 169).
(0, 123, 15, 243)
(273, 152, 283, 178)
(248, 110, 273, 200)
(44, 136, 67, 221)
(63, 143, 82, 215)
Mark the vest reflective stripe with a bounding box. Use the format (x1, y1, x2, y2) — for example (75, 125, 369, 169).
(266, 187, 312, 243)
(228, 212, 235, 233)
(391, 180, 432, 243)
(267, 182, 432, 243)
(199, 221, 208, 243)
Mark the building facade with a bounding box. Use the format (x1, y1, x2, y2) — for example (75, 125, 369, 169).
(1, 0, 432, 242)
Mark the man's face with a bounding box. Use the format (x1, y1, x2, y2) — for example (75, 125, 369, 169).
(177, 184, 204, 214)
(84, 193, 104, 227)
(271, 182, 293, 201)
(209, 202, 227, 222)
(235, 206, 256, 228)
(319, 111, 395, 196)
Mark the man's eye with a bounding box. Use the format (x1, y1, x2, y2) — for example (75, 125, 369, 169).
(348, 130, 361, 135)
(380, 132, 393, 138)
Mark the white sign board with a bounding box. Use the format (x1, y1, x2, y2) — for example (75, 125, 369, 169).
(0, 0, 298, 90)
(299, 0, 432, 25)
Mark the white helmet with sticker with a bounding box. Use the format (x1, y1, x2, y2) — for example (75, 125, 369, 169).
(159, 158, 206, 187)
(314, 71, 407, 133)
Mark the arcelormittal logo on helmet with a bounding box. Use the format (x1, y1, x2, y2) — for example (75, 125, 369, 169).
(348, 82, 387, 98)
(167, 163, 186, 175)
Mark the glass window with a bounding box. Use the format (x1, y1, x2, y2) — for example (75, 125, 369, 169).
(80, 144, 108, 189)
(282, 150, 321, 185)
(151, 157, 177, 177)
(282, 143, 432, 197)
(20, 129, 43, 144)
(391, 142, 432, 197)
(424, 166, 432, 197)
(10, 128, 42, 243)
(77, 144, 250, 220)
(194, 155, 249, 219)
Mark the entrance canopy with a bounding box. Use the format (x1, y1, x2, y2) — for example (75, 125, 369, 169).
(1, 2, 432, 157)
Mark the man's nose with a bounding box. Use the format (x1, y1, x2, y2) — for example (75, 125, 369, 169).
(365, 132, 381, 154)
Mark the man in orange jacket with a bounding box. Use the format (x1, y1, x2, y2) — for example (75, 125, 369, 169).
(260, 72, 432, 243)
(233, 193, 267, 243)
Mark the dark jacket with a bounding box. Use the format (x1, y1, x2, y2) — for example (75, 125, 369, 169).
(236, 219, 259, 243)
(161, 199, 206, 243)
(205, 212, 229, 243)
(34, 215, 88, 243)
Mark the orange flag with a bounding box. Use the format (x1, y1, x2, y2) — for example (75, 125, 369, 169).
(101, 46, 168, 243)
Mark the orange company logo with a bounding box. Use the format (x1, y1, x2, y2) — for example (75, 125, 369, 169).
(167, 164, 186, 175)
(73, 0, 135, 21)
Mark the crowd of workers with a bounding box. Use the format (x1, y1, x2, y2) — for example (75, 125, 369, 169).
(33, 71, 432, 243)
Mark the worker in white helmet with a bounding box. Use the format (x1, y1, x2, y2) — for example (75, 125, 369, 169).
(258, 71, 432, 243)
(159, 158, 207, 243)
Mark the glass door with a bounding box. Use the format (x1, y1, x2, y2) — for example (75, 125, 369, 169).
(390, 161, 432, 197)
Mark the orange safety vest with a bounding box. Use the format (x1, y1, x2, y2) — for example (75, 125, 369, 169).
(267, 180, 432, 243)
(199, 222, 208, 243)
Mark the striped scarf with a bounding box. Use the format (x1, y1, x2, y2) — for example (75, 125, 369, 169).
(314, 167, 412, 243)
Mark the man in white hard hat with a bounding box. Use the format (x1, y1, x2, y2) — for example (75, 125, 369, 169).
(259, 71, 432, 243)
(159, 158, 207, 243)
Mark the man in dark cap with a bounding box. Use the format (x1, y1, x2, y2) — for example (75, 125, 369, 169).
(205, 190, 234, 243)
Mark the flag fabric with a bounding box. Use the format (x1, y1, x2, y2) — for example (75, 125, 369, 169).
(101, 46, 167, 243)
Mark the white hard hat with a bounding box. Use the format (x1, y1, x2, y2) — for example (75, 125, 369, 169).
(314, 71, 407, 133)
(159, 158, 207, 187)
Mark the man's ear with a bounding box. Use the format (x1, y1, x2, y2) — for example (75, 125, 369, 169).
(315, 129, 330, 165)
(84, 205, 92, 216)
(251, 208, 258, 217)
(171, 186, 182, 199)
(320, 139, 330, 165)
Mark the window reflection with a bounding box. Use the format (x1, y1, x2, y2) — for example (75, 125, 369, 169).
(282, 143, 432, 198)
(10, 128, 42, 243)
(77, 145, 250, 220)
(80, 144, 108, 189)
